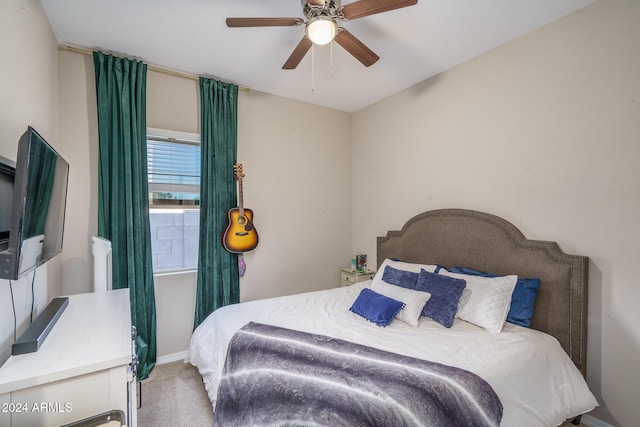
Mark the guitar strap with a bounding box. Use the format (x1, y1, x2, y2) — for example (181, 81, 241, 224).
(238, 254, 246, 277)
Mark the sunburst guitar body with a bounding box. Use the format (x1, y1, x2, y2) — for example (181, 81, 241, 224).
(222, 164, 259, 253)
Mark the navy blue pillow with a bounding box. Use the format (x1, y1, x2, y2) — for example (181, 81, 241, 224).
(382, 265, 419, 289)
(449, 266, 541, 328)
(349, 288, 405, 327)
(415, 269, 466, 328)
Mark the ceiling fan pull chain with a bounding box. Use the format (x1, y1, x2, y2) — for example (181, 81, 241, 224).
(311, 44, 315, 92)
(330, 40, 334, 76)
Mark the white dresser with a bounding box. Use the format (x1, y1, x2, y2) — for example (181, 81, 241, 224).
(0, 289, 136, 427)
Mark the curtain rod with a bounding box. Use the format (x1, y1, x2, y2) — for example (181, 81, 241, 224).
(60, 44, 249, 92)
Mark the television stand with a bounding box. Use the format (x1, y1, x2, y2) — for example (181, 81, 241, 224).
(0, 289, 136, 427)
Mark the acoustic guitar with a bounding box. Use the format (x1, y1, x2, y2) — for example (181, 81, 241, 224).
(222, 163, 259, 253)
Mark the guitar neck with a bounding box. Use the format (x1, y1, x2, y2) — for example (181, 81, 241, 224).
(237, 177, 244, 216)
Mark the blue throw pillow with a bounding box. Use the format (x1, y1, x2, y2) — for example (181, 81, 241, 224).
(349, 288, 405, 327)
(449, 266, 541, 328)
(382, 265, 420, 289)
(415, 269, 466, 328)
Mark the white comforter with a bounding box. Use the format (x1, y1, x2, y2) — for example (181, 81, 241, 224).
(186, 281, 597, 427)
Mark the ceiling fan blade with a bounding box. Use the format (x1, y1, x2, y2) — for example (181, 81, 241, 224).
(307, 0, 325, 5)
(226, 17, 303, 27)
(283, 37, 313, 70)
(334, 29, 380, 67)
(341, 0, 417, 20)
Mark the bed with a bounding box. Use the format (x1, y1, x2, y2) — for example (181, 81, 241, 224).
(187, 208, 597, 426)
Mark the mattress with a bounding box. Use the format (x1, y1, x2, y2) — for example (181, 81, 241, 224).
(186, 281, 597, 426)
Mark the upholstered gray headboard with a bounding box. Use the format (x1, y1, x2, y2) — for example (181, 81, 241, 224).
(377, 209, 589, 377)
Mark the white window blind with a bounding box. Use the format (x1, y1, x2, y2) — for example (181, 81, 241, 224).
(146, 129, 200, 207)
(147, 138, 199, 187)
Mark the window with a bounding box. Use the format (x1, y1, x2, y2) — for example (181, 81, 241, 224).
(147, 129, 200, 207)
(147, 128, 200, 273)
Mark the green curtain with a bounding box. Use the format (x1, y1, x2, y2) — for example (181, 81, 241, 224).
(194, 77, 240, 329)
(93, 51, 156, 380)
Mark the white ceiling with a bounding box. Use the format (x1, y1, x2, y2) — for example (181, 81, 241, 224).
(41, 0, 597, 112)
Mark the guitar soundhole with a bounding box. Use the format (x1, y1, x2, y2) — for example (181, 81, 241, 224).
(237, 216, 247, 226)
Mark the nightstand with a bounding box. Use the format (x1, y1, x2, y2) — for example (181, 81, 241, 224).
(340, 268, 375, 287)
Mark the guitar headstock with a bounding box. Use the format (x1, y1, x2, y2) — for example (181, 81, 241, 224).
(233, 163, 245, 181)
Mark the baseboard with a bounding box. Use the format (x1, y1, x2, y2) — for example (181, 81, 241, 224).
(156, 350, 187, 365)
(582, 414, 615, 427)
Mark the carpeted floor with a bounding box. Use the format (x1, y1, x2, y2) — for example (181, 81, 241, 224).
(137, 360, 214, 427)
(137, 360, 587, 427)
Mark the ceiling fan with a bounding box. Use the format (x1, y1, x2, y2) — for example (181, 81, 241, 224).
(226, 0, 418, 70)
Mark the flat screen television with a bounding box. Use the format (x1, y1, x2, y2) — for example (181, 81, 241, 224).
(0, 157, 15, 245)
(0, 126, 69, 280)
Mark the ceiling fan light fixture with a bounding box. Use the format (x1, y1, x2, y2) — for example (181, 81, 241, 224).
(306, 17, 336, 45)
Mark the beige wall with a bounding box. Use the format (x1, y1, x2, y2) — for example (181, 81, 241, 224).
(352, 0, 639, 425)
(56, 58, 353, 359)
(58, 51, 98, 295)
(0, 0, 61, 363)
(236, 91, 353, 301)
(5, 0, 637, 424)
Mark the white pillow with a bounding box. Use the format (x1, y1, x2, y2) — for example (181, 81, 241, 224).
(371, 259, 439, 289)
(371, 280, 431, 327)
(439, 269, 517, 333)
